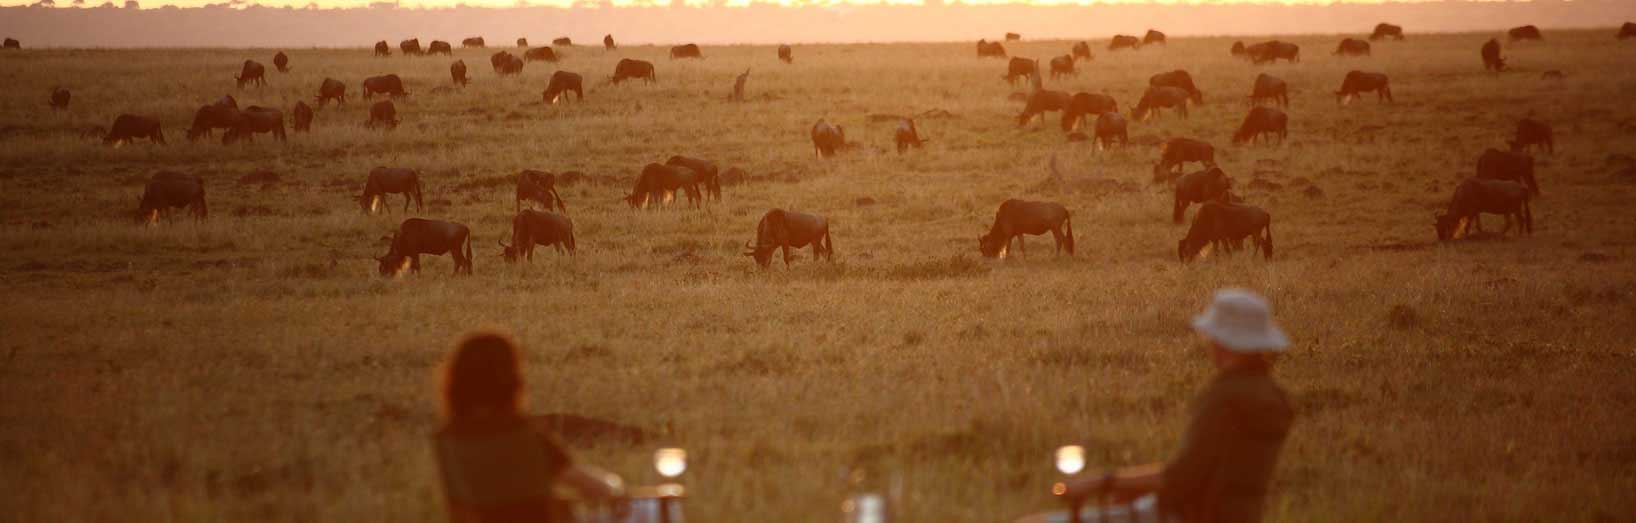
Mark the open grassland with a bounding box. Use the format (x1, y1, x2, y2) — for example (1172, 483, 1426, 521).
(2, 31, 1636, 521)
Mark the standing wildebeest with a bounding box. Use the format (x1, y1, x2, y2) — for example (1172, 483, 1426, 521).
(361, 167, 423, 214)
(1143, 29, 1167, 46)
(1434, 178, 1533, 241)
(292, 101, 313, 133)
(1249, 41, 1300, 64)
(603, 34, 615, 50)
(1154, 137, 1216, 181)
(1061, 92, 1116, 132)
(523, 47, 557, 63)
(1109, 35, 1141, 51)
(1173, 167, 1232, 224)
(1508, 25, 1543, 42)
(622, 163, 702, 209)
(1481, 38, 1506, 72)
(367, 100, 399, 130)
(1477, 148, 1539, 195)
(611, 59, 656, 84)
(1072, 41, 1093, 60)
(362, 74, 409, 98)
(1232, 106, 1288, 146)
(49, 87, 70, 110)
(374, 40, 391, 57)
(1094, 112, 1128, 150)
(1017, 88, 1072, 127)
(223, 106, 287, 145)
(462, 37, 485, 48)
(236, 60, 267, 88)
(1230, 41, 1247, 57)
(273, 51, 289, 72)
(1621, 23, 1636, 40)
(666, 156, 722, 200)
(553, 37, 573, 46)
(496, 53, 524, 75)
(517, 38, 528, 48)
(744, 209, 833, 268)
(1510, 118, 1553, 155)
(377, 219, 473, 277)
(1003, 57, 1038, 86)
(811, 119, 847, 158)
(1179, 202, 1272, 262)
(1335, 71, 1393, 104)
(976, 39, 1007, 58)
(1371, 23, 1404, 41)
(137, 172, 207, 224)
(400, 38, 424, 56)
(542, 71, 583, 104)
(2, 38, 18, 49)
(978, 199, 1074, 259)
(894, 118, 927, 154)
(105, 114, 165, 146)
(1048, 55, 1076, 80)
(670, 44, 703, 59)
(427, 40, 453, 56)
(186, 97, 239, 142)
(1250, 73, 1289, 107)
(515, 170, 568, 213)
(500, 210, 575, 261)
(1004, 32, 1021, 42)
(1150, 70, 1203, 104)
(1335, 38, 1371, 57)
(315, 77, 346, 107)
(1132, 86, 1191, 121)
(778, 44, 793, 64)
(451, 60, 469, 86)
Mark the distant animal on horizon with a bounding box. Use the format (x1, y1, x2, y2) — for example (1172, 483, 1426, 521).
(500, 210, 575, 261)
(1250, 73, 1288, 107)
(105, 114, 165, 146)
(894, 118, 928, 154)
(366, 100, 399, 130)
(451, 60, 469, 86)
(374, 40, 391, 57)
(236, 60, 267, 89)
(1154, 137, 1216, 182)
(462, 37, 485, 48)
(1477, 148, 1540, 195)
(515, 37, 528, 48)
(978, 199, 1074, 259)
(1072, 41, 1093, 60)
(273, 51, 290, 72)
(745, 209, 833, 268)
(1049, 55, 1076, 80)
(1370, 23, 1404, 41)
(400, 38, 424, 56)
(362, 74, 409, 98)
(1335, 70, 1393, 104)
(977, 39, 1007, 58)
(1434, 178, 1532, 241)
(1150, 70, 1203, 104)
(670, 43, 703, 59)
(1510, 118, 1553, 155)
(1109, 34, 1141, 51)
(427, 40, 453, 56)
(554, 37, 573, 46)
(603, 34, 615, 50)
(1004, 32, 1022, 42)
(611, 58, 656, 84)
(222, 106, 286, 145)
(1003, 57, 1037, 86)
(1230, 41, 1246, 57)
(622, 163, 702, 209)
(315, 77, 347, 106)
(377, 219, 473, 277)
(1179, 202, 1272, 262)
(1249, 40, 1300, 64)
(361, 167, 423, 214)
(666, 155, 723, 201)
(1132, 86, 1191, 121)
(1233, 106, 1287, 146)
(811, 119, 847, 158)
(49, 87, 70, 111)
(1173, 166, 1233, 224)
(136, 171, 206, 224)
(1334, 38, 1371, 57)
(2, 38, 19, 50)
(292, 101, 312, 132)
(1144, 29, 1167, 46)
(1620, 22, 1636, 40)
(778, 44, 793, 64)
(1508, 25, 1543, 42)
(1481, 38, 1506, 72)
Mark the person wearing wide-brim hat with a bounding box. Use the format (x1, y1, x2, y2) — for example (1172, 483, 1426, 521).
(1018, 288, 1296, 523)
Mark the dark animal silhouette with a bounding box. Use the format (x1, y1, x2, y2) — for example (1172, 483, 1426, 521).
(665, 156, 723, 200)
(1003, 57, 1038, 86)
(1230, 41, 1246, 57)
(451, 60, 469, 86)
(976, 39, 1007, 58)
(361, 167, 423, 214)
(495, 53, 524, 75)
(1335, 71, 1393, 104)
(811, 119, 846, 158)
(622, 163, 702, 209)
(1094, 112, 1128, 150)
(2, 38, 19, 49)
(978, 199, 1074, 259)
(105, 114, 165, 146)
(49, 87, 70, 110)
(516, 38, 528, 47)
(1048, 55, 1076, 80)
(1143, 29, 1167, 46)
(611, 59, 656, 84)
(273, 51, 289, 72)
(1132, 86, 1191, 121)
(1334, 38, 1371, 57)
(223, 106, 286, 145)
(523, 47, 557, 63)
(292, 101, 312, 132)
(1509, 118, 1553, 155)
(744, 209, 833, 268)
(500, 210, 575, 261)
(1109, 35, 1141, 51)
(315, 77, 346, 107)
(186, 97, 239, 142)
(1477, 148, 1539, 195)
(515, 170, 568, 213)
(136, 171, 206, 224)
(1005, 32, 1021, 42)
(1482, 38, 1506, 72)
(542, 71, 584, 104)
(1179, 202, 1272, 262)
(1508, 25, 1543, 42)
(427, 40, 452, 56)
(362, 74, 408, 98)
(603, 34, 615, 50)
(1250, 73, 1289, 107)
(1150, 70, 1203, 104)
(1371, 23, 1404, 41)
(1250, 41, 1300, 64)
(400, 38, 424, 56)
(1154, 137, 1216, 182)
(1173, 167, 1232, 224)
(1620, 22, 1636, 40)
(377, 219, 472, 277)
(1017, 88, 1072, 127)
(1072, 41, 1092, 60)
(730, 68, 750, 102)
(778, 44, 793, 63)
(670, 43, 703, 59)
(553, 37, 572, 46)
(462, 37, 485, 48)
(1062, 92, 1116, 132)
(1434, 178, 1532, 241)
(366, 100, 399, 130)
(235, 60, 267, 88)
(374, 40, 391, 56)
(1232, 106, 1287, 146)
(894, 118, 927, 154)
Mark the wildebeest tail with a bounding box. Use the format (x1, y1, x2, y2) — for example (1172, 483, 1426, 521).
(1063, 214, 1075, 255)
(1262, 222, 1274, 259)
(549, 186, 567, 214)
(1521, 197, 1534, 234)
(464, 233, 474, 274)
(566, 227, 577, 255)
(822, 230, 834, 260)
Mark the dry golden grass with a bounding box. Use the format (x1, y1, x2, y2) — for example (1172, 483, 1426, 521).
(2, 31, 1635, 521)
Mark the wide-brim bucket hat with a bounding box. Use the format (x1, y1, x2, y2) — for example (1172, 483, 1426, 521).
(1191, 288, 1289, 353)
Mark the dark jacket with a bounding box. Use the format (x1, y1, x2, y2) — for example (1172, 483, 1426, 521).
(1159, 367, 1294, 523)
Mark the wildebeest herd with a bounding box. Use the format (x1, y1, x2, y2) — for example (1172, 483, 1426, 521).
(36, 20, 1627, 277)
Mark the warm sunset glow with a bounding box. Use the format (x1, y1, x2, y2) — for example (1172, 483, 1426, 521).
(0, 0, 1476, 7)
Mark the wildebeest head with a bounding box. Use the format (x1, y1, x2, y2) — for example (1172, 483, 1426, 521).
(742, 238, 776, 267)
(1432, 212, 1468, 242)
(376, 234, 411, 277)
(498, 237, 521, 263)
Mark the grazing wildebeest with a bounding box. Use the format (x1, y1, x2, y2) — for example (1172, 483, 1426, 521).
(1131, 86, 1191, 121)
(976, 39, 1007, 58)
(1477, 148, 1539, 195)
(366, 100, 399, 130)
(462, 37, 485, 48)
(292, 101, 313, 133)
(1250, 73, 1289, 107)
(451, 60, 469, 86)
(496, 53, 524, 75)
(136, 171, 207, 224)
(523, 47, 557, 63)
(1232, 106, 1288, 146)
(778, 44, 793, 63)
(978, 199, 1073, 259)
(516, 38, 528, 47)
(611, 59, 656, 84)
(1230, 41, 1246, 57)
(1179, 202, 1272, 262)
(665, 156, 723, 200)
(1481, 38, 1506, 72)
(1509, 118, 1553, 155)
(1335, 71, 1393, 104)
(1017, 88, 1072, 127)
(223, 106, 286, 145)
(1048, 55, 1076, 80)
(374, 40, 391, 57)
(1154, 137, 1216, 182)
(1109, 35, 1141, 51)
(1371, 23, 1404, 41)
(1061, 92, 1116, 132)
(1150, 70, 1203, 104)
(400, 38, 424, 55)
(670, 43, 702, 59)
(1434, 178, 1533, 241)
(894, 118, 927, 154)
(362, 74, 408, 98)
(1003, 57, 1038, 86)
(491, 50, 512, 71)
(553, 37, 572, 46)
(273, 51, 289, 72)
(315, 77, 346, 107)
(186, 98, 239, 142)
(811, 119, 847, 158)
(428, 40, 452, 56)
(603, 34, 615, 50)
(500, 210, 575, 261)
(515, 170, 568, 213)
(1621, 23, 1636, 40)
(1143, 29, 1167, 46)
(377, 219, 473, 277)
(105, 114, 165, 146)
(1072, 41, 1092, 60)
(1508, 25, 1543, 42)
(540, 71, 583, 104)
(1094, 112, 1128, 150)
(49, 87, 70, 110)
(235, 60, 267, 88)
(1335, 38, 1371, 57)
(1004, 32, 1021, 42)
(744, 209, 833, 268)
(1250, 40, 1300, 64)
(622, 163, 702, 209)
(361, 167, 423, 214)
(1173, 167, 1232, 224)
(2, 38, 18, 49)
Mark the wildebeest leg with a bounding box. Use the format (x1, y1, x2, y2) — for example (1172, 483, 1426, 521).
(402, 192, 412, 213)
(411, 254, 422, 274)
(1051, 226, 1065, 256)
(782, 244, 793, 266)
(1018, 235, 1026, 258)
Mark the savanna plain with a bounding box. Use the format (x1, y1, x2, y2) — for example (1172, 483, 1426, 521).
(2, 30, 1635, 521)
